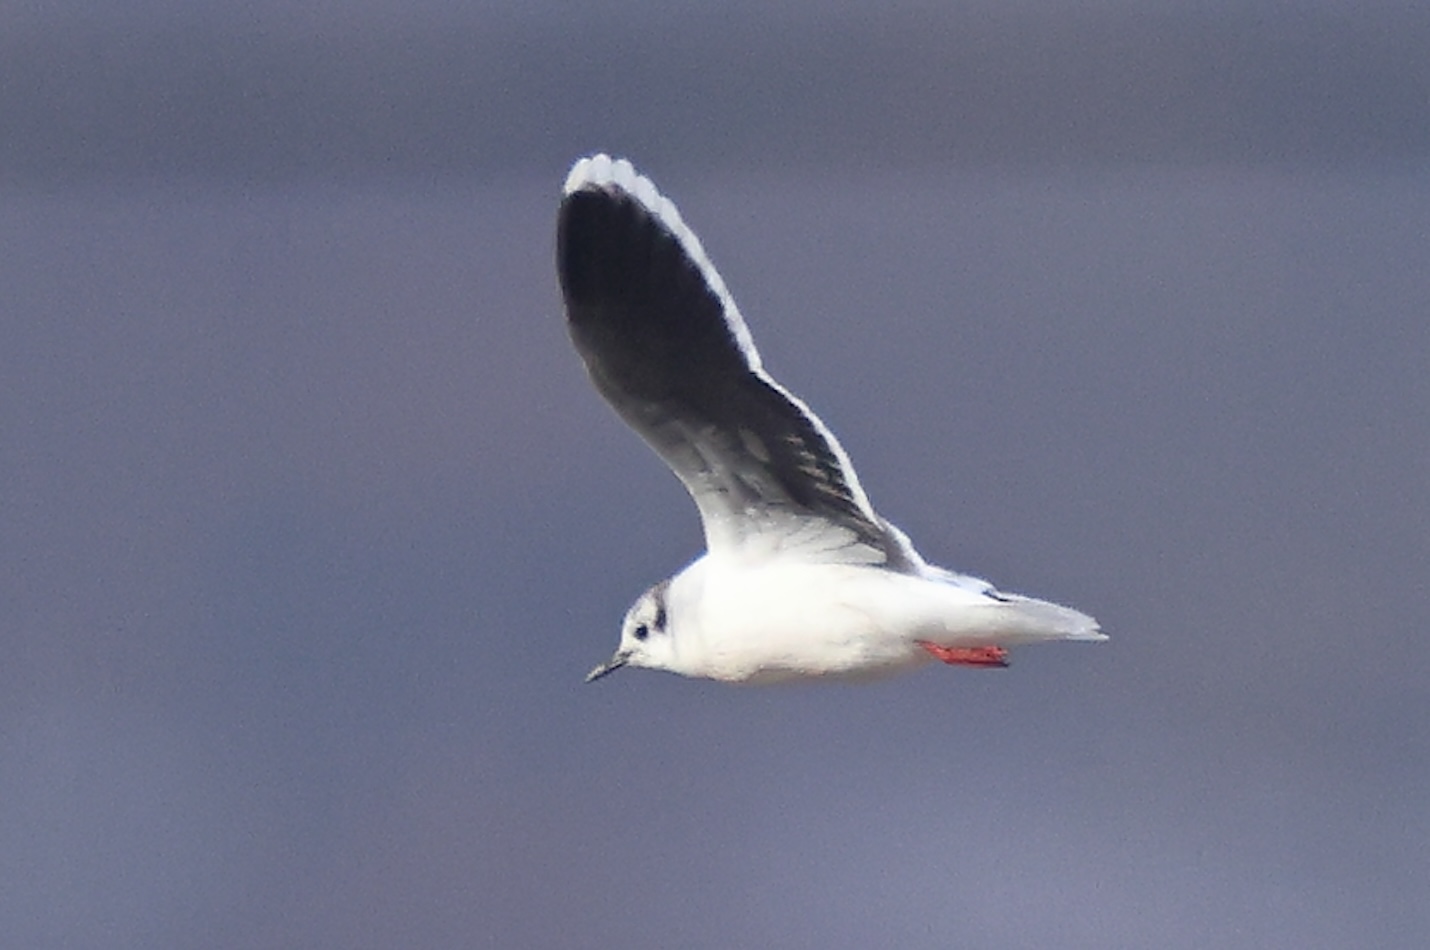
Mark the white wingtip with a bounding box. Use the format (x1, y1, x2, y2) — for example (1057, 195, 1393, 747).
(563, 153, 690, 237)
(564, 153, 659, 210)
(563, 152, 618, 195)
(560, 152, 762, 368)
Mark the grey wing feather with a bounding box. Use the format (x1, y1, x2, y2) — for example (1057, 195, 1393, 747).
(556, 156, 921, 570)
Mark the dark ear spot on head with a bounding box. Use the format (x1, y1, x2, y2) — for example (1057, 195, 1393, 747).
(653, 601, 667, 631)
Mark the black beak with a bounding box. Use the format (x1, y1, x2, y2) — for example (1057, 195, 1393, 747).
(584, 650, 631, 683)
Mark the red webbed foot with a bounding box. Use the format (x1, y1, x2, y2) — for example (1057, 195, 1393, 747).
(917, 642, 1010, 668)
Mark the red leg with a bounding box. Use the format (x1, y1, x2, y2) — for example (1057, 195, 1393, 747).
(917, 641, 1009, 668)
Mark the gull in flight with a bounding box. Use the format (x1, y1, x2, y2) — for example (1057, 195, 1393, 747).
(557, 154, 1104, 684)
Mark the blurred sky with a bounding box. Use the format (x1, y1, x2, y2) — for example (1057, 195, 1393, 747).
(3, 3, 1429, 948)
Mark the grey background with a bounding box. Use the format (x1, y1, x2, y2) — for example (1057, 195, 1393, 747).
(3, 3, 1428, 947)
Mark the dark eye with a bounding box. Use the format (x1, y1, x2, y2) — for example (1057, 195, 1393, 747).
(633, 623, 649, 641)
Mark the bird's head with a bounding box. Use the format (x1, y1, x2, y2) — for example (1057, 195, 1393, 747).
(585, 580, 675, 681)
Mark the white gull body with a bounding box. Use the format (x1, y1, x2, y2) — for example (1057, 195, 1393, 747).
(557, 154, 1104, 684)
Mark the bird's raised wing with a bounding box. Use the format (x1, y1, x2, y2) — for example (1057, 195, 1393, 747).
(556, 154, 920, 569)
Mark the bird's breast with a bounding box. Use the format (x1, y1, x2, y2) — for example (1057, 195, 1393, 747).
(672, 559, 927, 681)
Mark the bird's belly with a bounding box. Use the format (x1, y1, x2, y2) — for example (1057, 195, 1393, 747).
(684, 561, 930, 682)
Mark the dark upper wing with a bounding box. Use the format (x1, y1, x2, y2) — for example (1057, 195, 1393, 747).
(555, 154, 920, 568)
